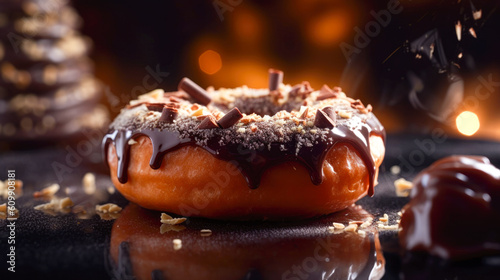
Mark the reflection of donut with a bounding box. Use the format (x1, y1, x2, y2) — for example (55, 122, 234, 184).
(104, 72, 385, 219)
(109, 203, 385, 280)
(399, 156, 500, 259)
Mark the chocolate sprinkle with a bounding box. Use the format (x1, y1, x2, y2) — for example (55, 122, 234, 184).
(197, 115, 220, 129)
(218, 107, 243, 128)
(178, 77, 212, 105)
(268, 69, 283, 92)
(314, 109, 336, 128)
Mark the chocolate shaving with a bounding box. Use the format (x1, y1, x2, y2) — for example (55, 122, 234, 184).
(314, 109, 336, 128)
(217, 107, 243, 128)
(289, 81, 313, 98)
(146, 103, 165, 112)
(317, 85, 340, 101)
(178, 77, 211, 105)
(159, 107, 178, 123)
(351, 99, 372, 113)
(197, 115, 220, 129)
(268, 69, 283, 92)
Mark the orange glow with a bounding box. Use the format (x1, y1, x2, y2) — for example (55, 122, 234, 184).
(307, 11, 350, 46)
(199, 50, 222, 75)
(456, 111, 480, 136)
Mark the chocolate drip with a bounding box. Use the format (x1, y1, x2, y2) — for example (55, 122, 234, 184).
(399, 156, 500, 259)
(103, 115, 384, 194)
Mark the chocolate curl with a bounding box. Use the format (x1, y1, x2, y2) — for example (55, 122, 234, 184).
(268, 69, 283, 92)
(314, 109, 336, 128)
(350, 99, 372, 113)
(197, 115, 220, 129)
(217, 107, 243, 128)
(316, 85, 340, 101)
(159, 106, 178, 123)
(178, 77, 211, 105)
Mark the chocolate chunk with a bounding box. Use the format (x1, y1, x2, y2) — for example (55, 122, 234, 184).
(197, 115, 220, 129)
(321, 106, 336, 120)
(217, 107, 243, 128)
(317, 84, 340, 101)
(159, 107, 178, 123)
(178, 77, 211, 105)
(146, 103, 165, 112)
(268, 69, 283, 92)
(314, 109, 336, 128)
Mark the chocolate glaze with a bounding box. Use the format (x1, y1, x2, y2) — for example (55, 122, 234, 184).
(103, 110, 385, 194)
(399, 156, 500, 259)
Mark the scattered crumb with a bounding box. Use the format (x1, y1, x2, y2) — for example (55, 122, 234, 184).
(128, 139, 138, 145)
(379, 213, 389, 223)
(33, 183, 60, 198)
(200, 229, 212, 236)
(173, 239, 182, 250)
(95, 203, 122, 213)
(160, 213, 187, 225)
(378, 224, 399, 230)
(97, 211, 121, 220)
(390, 165, 401, 175)
(357, 230, 366, 237)
(394, 178, 413, 197)
(332, 222, 345, 229)
(82, 173, 96, 195)
(160, 224, 186, 234)
(107, 186, 116, 194)
(397, 211, 403, 216)
(344, 224, 358, 232)
(359, 219, 372, 229)
(34, 197, 73, 215)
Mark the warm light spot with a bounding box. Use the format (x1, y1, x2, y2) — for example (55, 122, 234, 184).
(456, 111, 480, 136)
(199, 50, 222, 75)
(307, 11, 350, 46)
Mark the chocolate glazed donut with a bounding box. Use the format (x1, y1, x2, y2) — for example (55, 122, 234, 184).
(103, 71, 386, 219)
(399, 156, 500, 259)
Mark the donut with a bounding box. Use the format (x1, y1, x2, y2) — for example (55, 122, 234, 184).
(399, 156, 500, 259)
(103, 70, 386, 219)
(109, 203, 385, 280)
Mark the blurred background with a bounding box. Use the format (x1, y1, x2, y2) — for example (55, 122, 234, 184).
(73, 0, 500, 140)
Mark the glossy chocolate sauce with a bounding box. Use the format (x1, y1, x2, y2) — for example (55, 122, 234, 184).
(103, 113, 384, 194)
(399, 156, 500, 259)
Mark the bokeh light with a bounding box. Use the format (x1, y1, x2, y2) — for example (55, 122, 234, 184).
(199, 50, 222, 75)
(456, 111, 480, 136)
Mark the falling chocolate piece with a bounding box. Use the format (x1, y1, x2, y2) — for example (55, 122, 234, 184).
(178, 77, 211, 105)
(314, 109, 336, 128)
(268, 69, 283, 92)
(317, 85, 340, 101)
(146, 103, 165, 112)
(218, 107, 243, 128)
(197, 115, 220, 129)
(159, 107, 178, 123)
